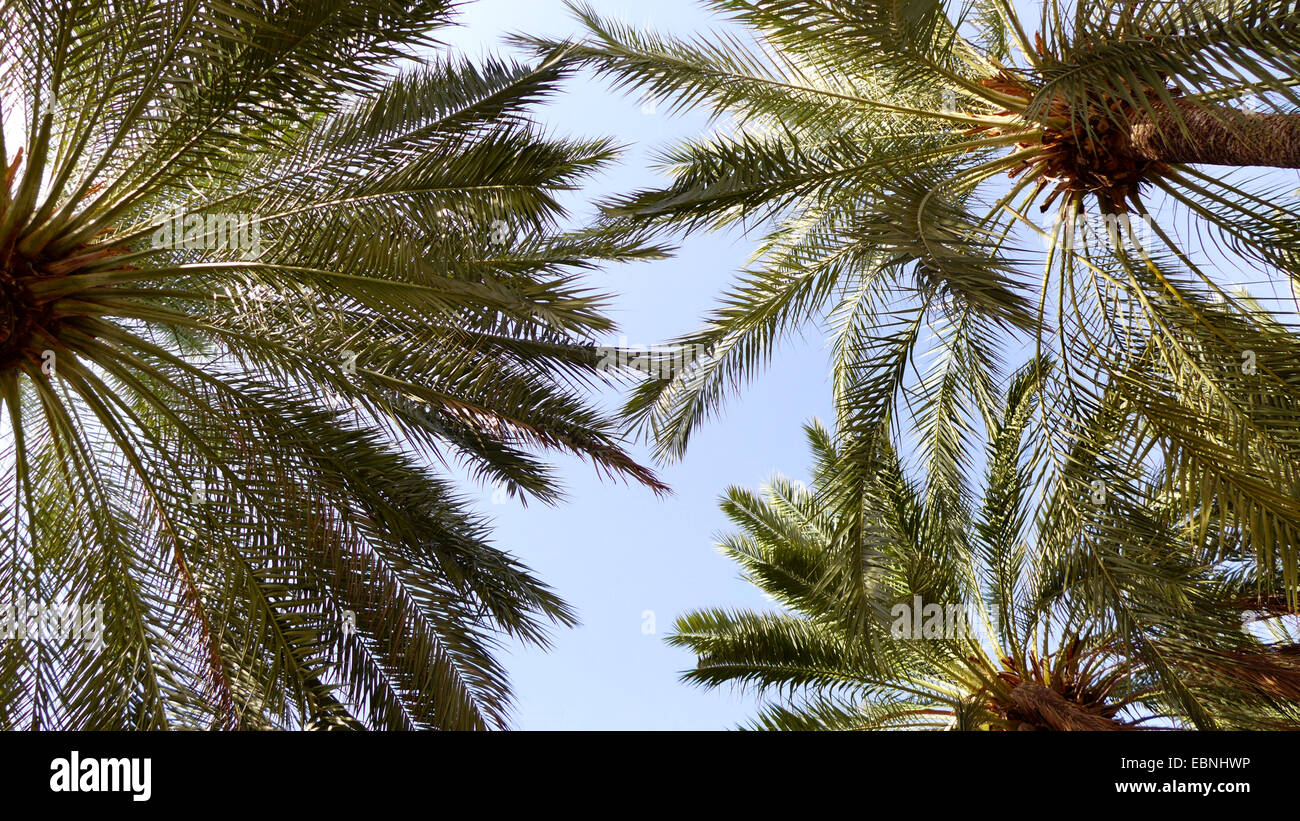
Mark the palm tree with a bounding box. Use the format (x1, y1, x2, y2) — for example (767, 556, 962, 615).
(670, 360, 1300, 729)
(0, 0, 665, 729)
(532, 0, 1300, 599)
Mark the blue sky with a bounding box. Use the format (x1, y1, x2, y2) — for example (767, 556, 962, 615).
(439, 0, 837, 729)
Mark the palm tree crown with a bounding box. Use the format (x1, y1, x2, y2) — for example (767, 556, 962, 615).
(0, 0, 663, 729)
(533, 0, 1300, 602)
(672, 360, 1300, 730)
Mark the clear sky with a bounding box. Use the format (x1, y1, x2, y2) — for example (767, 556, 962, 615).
(438, 0, 837, 729)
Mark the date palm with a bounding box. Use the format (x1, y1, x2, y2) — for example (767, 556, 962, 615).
(535, 0, 1300, 599)
(0, 0, 664, 729)
(671, 360, 1300, 729)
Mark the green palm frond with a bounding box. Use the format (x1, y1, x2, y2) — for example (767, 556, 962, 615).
(537, 0, 1300, 596)
(672, 359, 1300, 729)
(0, 0, 665, 729)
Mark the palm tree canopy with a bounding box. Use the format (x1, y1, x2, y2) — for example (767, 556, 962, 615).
(0, 0, 665, 729)
(527, 0, 1300, 601)
(672, 359, 1300, 730)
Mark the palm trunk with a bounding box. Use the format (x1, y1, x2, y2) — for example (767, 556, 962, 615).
(1129, 100, 1300, 167)
(1007, 684, 1132, 731)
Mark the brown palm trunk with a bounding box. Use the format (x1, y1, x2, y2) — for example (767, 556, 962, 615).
(1006, 684, 1132, 730)
(1129, 99, 1300, 167)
